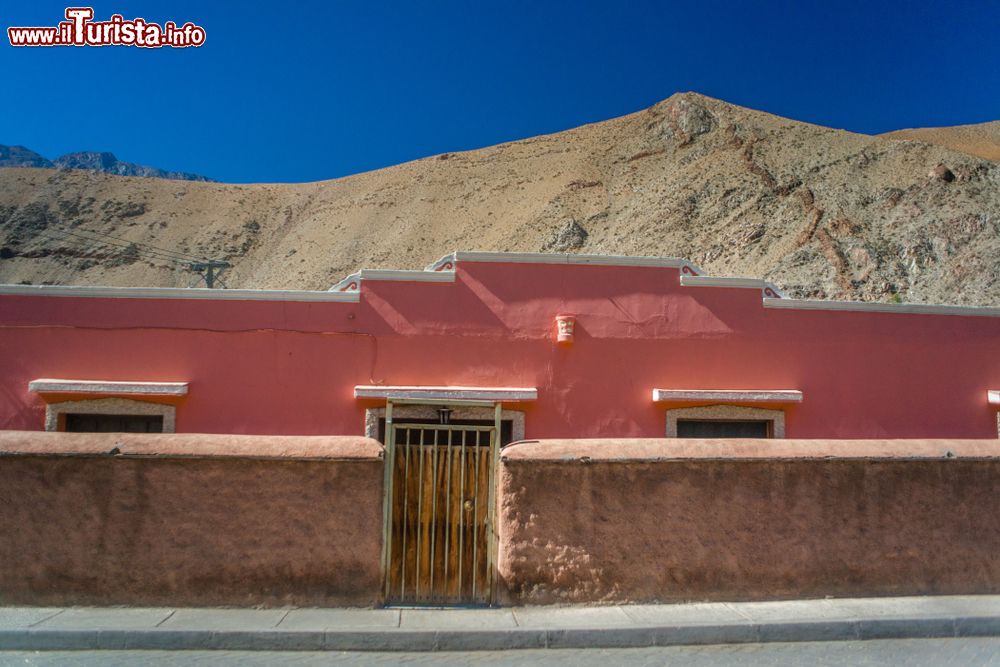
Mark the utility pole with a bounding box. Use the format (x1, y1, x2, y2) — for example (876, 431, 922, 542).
(189, 260, 231, 288)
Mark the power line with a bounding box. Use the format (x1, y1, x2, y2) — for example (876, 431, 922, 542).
(29, 228, 190, 267)
(41, 230, 91, 285)
(26, 230, 196, 291)
(35, 225, 204, 264)
(30, 228, 183, 263)
(24, 224, 235, 289)
(69, 226, 206, 263)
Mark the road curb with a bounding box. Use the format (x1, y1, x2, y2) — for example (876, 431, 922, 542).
(3, 616, 1000, 651)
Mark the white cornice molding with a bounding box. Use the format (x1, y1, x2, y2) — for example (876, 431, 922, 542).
(764, 297, 1000, 318)
(0, 284, 359, 303)
(989, 390, 1000, 406)
(425, 253, 458, 271)
(327, 269, 455, 292)
(681, 276, 765, 289)
(359, 269, 455, 282)
(426, 251, 703, 274)
(328, 272, 361, 293)
(652, 389, 803, 403)
(681, 275, 785, 298)
(29, 379, 189, 396)
(355, 385, 537, 402)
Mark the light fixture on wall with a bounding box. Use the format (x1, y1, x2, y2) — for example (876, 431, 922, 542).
(555, 314, 576, 344)
(437, 407, 452, 424)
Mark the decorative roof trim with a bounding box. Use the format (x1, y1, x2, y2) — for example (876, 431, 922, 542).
(328, 272, 361, 293)
(652, 389, 803, 403)
(989, 390, 1000, 406)
(327, 269, 455, 293)
(29, 379, 189, 396)
(681, 275, 785, 298)
(763, 297, 1000, 318)
(425, 251, 704, 275)
(359, 269, 456, 283)
(0, 284, 359, 303)
(355, 385, 537, 402)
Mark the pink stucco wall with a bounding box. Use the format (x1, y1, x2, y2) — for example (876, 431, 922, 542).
(2, 260, 998, 438)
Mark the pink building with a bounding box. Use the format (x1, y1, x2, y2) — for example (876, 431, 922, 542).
(3, 251, 1000, 606)
(2, 251, 998, 441)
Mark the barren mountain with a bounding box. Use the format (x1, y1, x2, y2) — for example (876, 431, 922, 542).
(1, 93, 998, 306)
(0, 146, 51, 169)
(0, 145, 212, 181)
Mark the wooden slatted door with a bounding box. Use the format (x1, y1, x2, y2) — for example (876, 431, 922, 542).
(384, 424, 496, 605)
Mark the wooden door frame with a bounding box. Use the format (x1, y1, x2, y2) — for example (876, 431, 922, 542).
(380, 398, 503, 606)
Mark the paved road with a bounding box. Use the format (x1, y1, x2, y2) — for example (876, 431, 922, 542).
(3, 638, 1000, 666)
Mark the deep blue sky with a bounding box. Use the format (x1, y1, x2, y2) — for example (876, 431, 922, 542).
(1, 1, 997, 183)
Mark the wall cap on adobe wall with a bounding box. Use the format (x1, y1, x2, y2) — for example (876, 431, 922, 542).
(0, 431, 383, 460)
(355, 385, 537, 402)
(500, 438, 1000, 462)
(680, 275, 785, 298)
(29, 379, 189, 397)
(652, 389, 803, 403)
(0, 284, 360, 303)
(764, 297, 1000, 318)
(425, 250, 704, 275)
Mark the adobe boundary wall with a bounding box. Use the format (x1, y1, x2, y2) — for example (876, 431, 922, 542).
(4, 433, 1000, 607)
(496, 438, 1000, 605)
(0, 431, 385, 607)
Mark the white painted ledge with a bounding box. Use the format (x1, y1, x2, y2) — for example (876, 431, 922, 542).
(0, 284, 359, 303)
(681, 275, 785, 298)
(327, 269, 455, 292)
(989, 390, 1000, 406)
(29, 379, 189, 397)
(764, 297, 1000, 318)
(355, 385, 537, 402)
(652, 389, 803, 404)
(359, 269, 455, 282)
(425, 251, 703, 274)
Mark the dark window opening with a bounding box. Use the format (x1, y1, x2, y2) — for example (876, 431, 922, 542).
(64, 413, 164, 433)
(676, 419, 770, 438)
(378, 418, 514, 446)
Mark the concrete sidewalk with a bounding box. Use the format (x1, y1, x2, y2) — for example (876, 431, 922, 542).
(1, 596, 999, 651)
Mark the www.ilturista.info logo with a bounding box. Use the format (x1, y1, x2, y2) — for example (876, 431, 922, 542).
(8, 7, 206, 48)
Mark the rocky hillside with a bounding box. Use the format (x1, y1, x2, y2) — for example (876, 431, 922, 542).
(1, 93, 998, 306)
(881, 121, 1000, 162)
(0, 145, 211, 181)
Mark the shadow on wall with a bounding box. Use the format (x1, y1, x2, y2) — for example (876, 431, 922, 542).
(360, 264, 738, 340)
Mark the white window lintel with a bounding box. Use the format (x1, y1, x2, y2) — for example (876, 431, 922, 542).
(652, 389, 802, 403)
(354, 385, 537, 402)
(29, 379, 189, 397)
